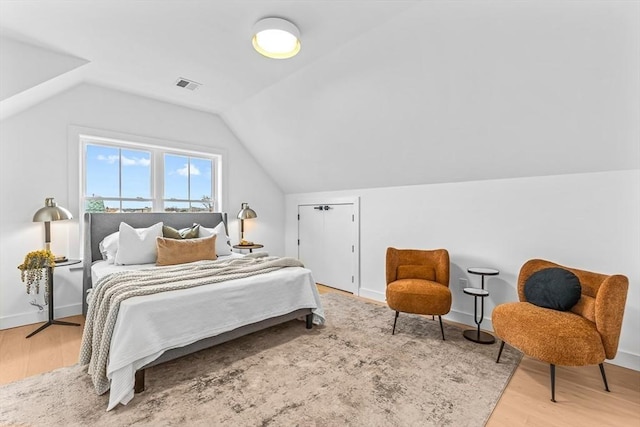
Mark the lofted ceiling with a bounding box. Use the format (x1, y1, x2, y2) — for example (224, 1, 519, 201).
(1, 0, 638, 194)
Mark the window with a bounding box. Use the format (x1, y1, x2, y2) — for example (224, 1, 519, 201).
(82, 136, 220, 213)
(163, 154, 213, 212)
(85, 144, 152, 212)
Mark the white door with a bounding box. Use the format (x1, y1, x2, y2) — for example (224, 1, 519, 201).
(298, 203, 356, 293)
(298, 205, 326, 283)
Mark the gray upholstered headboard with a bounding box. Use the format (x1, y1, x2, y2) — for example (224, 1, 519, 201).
(82, 212, 228, 315)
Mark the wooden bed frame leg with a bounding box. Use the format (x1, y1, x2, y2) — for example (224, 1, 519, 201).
(134, 369, 145, 393)
(305, 313, 313, 329)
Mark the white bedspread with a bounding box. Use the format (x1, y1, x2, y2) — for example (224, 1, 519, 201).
(90, 261, 324, 410)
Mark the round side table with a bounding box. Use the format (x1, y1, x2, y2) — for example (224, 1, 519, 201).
(232, 244, 264, 253)
(463, 267, 499, 344)
(25, 259, 82, 338)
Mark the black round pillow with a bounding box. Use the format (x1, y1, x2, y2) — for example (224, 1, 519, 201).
(524, 267, 582, 311)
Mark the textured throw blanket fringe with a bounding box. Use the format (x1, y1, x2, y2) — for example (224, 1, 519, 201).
(79, 254, 304, 395)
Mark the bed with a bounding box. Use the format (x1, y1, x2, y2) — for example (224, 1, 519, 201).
(81, 212, 324, 410)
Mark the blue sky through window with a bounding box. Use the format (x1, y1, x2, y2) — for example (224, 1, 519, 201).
(164, 154, 212, 201)
(86, 145, 151, 199)
(85, 144, 213, 211)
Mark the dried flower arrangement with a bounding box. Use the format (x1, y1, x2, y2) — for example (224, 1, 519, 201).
(17, 249, 55, 296)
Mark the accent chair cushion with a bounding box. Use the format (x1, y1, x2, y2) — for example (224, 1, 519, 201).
(524, 268, 582, 311)
(156, 235, 217, 266)
(493, 302, 605, 366)
(396, 265, 436, 281)
(386, 279, 452, 316)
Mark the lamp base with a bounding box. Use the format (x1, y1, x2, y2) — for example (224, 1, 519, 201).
(26, 319, 80, 338)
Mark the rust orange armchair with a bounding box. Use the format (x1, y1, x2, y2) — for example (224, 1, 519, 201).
(493, 259, 628, 402)
(385, 248, 451, 340)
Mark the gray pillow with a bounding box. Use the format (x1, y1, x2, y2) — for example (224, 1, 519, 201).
(524, 268, 581, 311)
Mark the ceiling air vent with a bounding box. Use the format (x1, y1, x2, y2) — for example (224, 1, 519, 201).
(175, 77, 201, 91)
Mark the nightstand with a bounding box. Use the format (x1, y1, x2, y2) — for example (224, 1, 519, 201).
(232, 244, 264, 253)
(26, 259, 82, 338)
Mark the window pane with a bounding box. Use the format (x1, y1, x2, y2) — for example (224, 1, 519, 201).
(190, 157, 212, 201)
(86, 145, 119, 198)
(85, 199, 106, 213)
(121, 200, 153, 213)
(164, 154, 189, 200)
(85, 199, 128, 213)
(191, 199, 213, 212)
(121, 149, 151, 198)
(164, 201, 190, 213)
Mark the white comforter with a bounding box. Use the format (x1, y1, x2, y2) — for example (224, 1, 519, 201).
(90, 260, 324, 410)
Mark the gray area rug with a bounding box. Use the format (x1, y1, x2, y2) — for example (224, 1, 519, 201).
(0, 293, 521, 426)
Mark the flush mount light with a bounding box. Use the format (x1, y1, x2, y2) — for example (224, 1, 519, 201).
(252, 17, 301, 59)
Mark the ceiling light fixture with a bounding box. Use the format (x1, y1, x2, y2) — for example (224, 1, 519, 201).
(252, 17, 301, 59)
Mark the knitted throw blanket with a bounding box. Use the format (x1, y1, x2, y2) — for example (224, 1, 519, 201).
(79, 254, 304, 395)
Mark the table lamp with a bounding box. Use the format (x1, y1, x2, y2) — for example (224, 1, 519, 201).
(237, 202, 257, 245)
(33, 197, 73, 261)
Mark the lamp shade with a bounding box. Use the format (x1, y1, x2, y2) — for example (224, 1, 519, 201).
(237, 202, 257, 220)
(33, 198, 73, 222)
(252, 17, 301, 59)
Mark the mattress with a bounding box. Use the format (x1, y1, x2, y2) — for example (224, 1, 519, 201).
(89, 258, 325, 410)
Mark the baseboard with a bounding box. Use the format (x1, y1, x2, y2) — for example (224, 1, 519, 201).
(357, 287, 385, 302)
(445, 308, 494, 332)
(0, 303, 82, 330)
(608, 350, 640, 371)
(354, 292, 493, 330)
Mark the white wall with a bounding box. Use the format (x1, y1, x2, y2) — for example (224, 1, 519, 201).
(0, 83, 284, 329)
(285, 170, 640, 370)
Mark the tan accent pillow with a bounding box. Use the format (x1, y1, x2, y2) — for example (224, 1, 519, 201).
(156, 234, 217, 266)
(397, 265, 436, 281)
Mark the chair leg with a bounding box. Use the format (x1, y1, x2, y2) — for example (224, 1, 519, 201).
(392, 311, 399, 335)
(599, 363, 610, 392)
(438, 315, 445, 340)
(496, 340, 505, 363)
(550, 364, 556, 402)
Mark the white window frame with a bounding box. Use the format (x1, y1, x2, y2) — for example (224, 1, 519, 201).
(77, 132, 224, 214)
(66, 126, 226, 260)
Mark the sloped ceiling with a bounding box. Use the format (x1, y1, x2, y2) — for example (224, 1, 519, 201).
(1, 1, 638, 193)
(0, 37, 88, 101)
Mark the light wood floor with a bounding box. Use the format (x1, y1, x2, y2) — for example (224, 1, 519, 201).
(0, 315, 85, 384)
(1, 286, 638, 426)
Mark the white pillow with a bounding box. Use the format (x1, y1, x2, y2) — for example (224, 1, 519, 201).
(197, 222, 231, 256)
(98, 231, 119, 264)
(115, 222, 163, 265)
